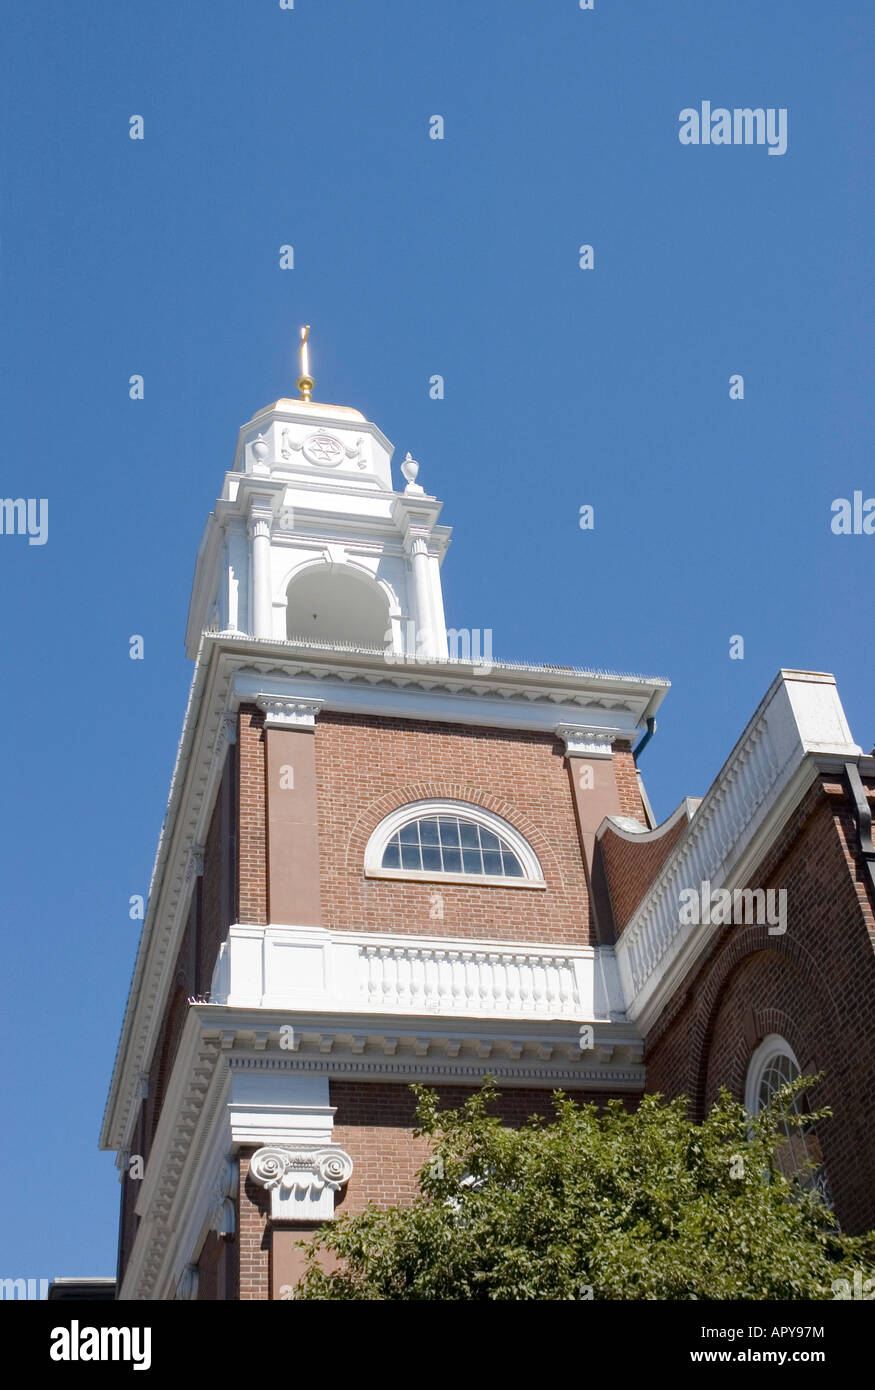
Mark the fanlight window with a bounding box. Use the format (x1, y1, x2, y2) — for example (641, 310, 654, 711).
(365, 801, 544, 887)
(382, 815, 524, 878)
(745, 1035, 832, 1206)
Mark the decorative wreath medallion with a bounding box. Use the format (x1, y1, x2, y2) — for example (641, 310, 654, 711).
(302, 432, 345, 467)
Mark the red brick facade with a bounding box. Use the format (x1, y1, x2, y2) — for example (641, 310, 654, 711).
(122, 701, 875, 1296)
(612, 747, 648, 823)
(598, 806, 692, 933)
(238, 706, 268, 925)
(644, 773, 875, 1234)
(314, 712, 594, 945)
(237, 1150, 271, 1301)
(233, 1083, 635, 1298)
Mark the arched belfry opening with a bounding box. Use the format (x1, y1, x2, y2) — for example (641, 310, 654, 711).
(285, 564, 390, 649)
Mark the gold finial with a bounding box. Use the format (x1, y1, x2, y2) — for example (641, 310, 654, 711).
(297, 324, 315, 403)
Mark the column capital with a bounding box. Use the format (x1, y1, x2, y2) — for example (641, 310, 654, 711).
(256, 696, 323, 729)
(247, 491, 276, 540)
(249, 1144, 353, 1222)
(404, 533, 431, 558)
(555, 724, 618, 758)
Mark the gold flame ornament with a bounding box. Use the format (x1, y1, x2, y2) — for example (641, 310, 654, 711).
(297, 325, 315, 403)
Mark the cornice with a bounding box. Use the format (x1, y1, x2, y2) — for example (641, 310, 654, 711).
(101, 641, 237, 1154)
(597, 798, 698, 846)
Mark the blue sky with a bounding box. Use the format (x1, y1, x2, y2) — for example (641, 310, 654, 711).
(0, 0, 872, 1283)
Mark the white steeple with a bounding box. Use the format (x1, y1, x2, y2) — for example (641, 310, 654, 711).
(186, 336, 451, 663)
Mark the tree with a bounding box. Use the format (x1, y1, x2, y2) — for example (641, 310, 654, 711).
(293, 1077, 875, 1300)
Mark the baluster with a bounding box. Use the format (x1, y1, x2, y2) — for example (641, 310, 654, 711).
(397, 949, 411, 1006)
(432, 950, 447, 1008)
(364, 946, 378, 1002)
(487, 953, 500, 1010)
(558, 958, 573, 1010)
(450, 951, 464, 1007)
(505, 954, 520, 1011)
(475, 952, 489, 1008)
(379, 947, 393, 1004)
(409, 950, 423, 1007)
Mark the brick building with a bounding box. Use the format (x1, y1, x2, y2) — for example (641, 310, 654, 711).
(101, 373, 875, 1299)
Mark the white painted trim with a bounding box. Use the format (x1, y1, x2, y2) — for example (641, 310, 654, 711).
(369, 867, 546, 889)
(598, 799, 698, 846)
(744, 1034, 800, 1116)
(363, 798, 545, 885)
(212, 922, 595, 1019)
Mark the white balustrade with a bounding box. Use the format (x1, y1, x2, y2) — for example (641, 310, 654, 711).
(211, 925, 591, 1019)
(615, 671, 860, 1016)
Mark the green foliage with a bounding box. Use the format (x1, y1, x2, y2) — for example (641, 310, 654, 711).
(293, 1076, 875, 1300)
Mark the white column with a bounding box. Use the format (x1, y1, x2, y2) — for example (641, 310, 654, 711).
(408, 534, 435, 658)
(226, 523, 248, 633)
(427, 552, 448, 659)
(248, 505, 273, 639)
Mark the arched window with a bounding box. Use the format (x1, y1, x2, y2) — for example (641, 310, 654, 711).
(744, 1035, 832, 1205)
(364, 800, 545, 888)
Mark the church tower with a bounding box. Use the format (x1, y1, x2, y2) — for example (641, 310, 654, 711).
(100, 337, 673, 1299)
(102, 339, 875, 1297)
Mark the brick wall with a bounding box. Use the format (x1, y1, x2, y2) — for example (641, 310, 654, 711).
(313, 713, 594, 946)
(235, 1080, 635, 1298)
(644, 773, 875, 1233)
(238, 1149, 271, 1300)
(599, 808, 690, 933)
(612, 747, 647, 822)
(330, 1081, 634, 1217)
(238, 706, 267, 924)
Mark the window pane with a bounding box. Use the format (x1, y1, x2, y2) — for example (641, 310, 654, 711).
(501, 850, 524, 877)
(400, 843, 422, 869)
(459, 822, 480, 848)
(479, 829, 501, 852)
(462, 848, 483, 874)
(481, 850, 503, 875)
(441, 847, 462, 873)
(419, 818, 440, 845)
(437, 818, 461, 845)
(399, 822, 421, 845)
(421, 845, 441, 872)
(382, 841, 401, 868)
